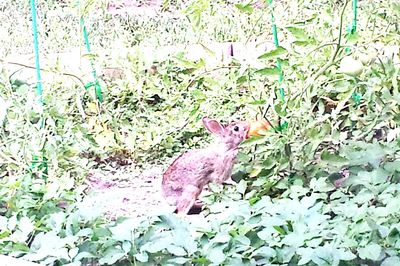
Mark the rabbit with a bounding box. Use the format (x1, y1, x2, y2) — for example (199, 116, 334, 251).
(162, 117, 250, 214)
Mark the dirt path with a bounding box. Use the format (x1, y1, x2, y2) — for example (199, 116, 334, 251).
(80, 163, 173, 220)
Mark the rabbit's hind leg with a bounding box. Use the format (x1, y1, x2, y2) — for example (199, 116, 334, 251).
(174, 200, 203, 215)
(176, 185, 202, 214)
(187, 200, 203, 215)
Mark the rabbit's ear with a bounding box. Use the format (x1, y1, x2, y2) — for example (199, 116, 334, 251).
(202, 117, 225, 135)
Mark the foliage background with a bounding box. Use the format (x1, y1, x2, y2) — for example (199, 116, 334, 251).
(0, 0, 399, 265)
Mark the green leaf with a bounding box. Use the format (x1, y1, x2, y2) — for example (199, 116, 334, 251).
(235, 3, 254, 14)
(387, 227, 400, 245)
(167, 257, 190, 264)
(192, 257, 209, 264)
(93, 227, 111, 238)
(212, 233, 231, 244)
(135, 252, 149, 262)
(382, 256, 400, 266)
(358, 243, 382, 260)
(262, 157, 276, 169)
(346, 32, 360, 43)
(320, 150, 348, 165)
(47, 212, 66, 234)
(255, 67, 281, 76)
(282, 231, 306, 248)
(191, 89, 206, 100)
(76, 228, 93, 237)
(141, 237, 171, 253)
(0, 216, 7, 231)
(174, 55, 205, 69)
(353, 189, 374, 204)
(357, 169, 389, 186)
(384, 161, 400, 173)
(166, 245, 187, 256)
(122, 241, 132, 253)
(99, 247, 125, 265)
(68, 248, 79, 260)
(310, 246, 335, 265)
(273, 226, 287, 235)
(309, 178, 334, 192)
(297, 247, 313, 265)
(258, 47, 288, 59)
(341, 143, 386, 168)
(237, 180, 247, 195)
(82, 53, 98, 60)
(63, 262, 80, 266)
(235, 235, 250, 246)
(249, 166, 263, 178)
(248, 99, 267, 106)
(286, 27, 310, 41)
(173, 229, 197, 255)
(18, 216, 34, 239)
(8, 215, 17, 231)
(336, 249, 356, 261)
(278, 246, 296, 263)
(241, 136, 267, 146)
(74, 251, 96, 261)
(237, 75, 248, 84)
(392, 67, 399, 91)
(207, 245, 226, 265)
(332, 86, 356, 118)
(254, 246, 276, 258)
(274, 102, 287, 116)
(31, 232, 62, 250)
(109, 219, 136, 242)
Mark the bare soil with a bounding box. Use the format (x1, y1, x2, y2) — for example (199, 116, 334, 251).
(81, 163, 173, 220)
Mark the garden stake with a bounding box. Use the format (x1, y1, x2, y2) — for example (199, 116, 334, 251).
(346, 0, 361, 105)
(268, 0, 284, 101)
(30, 0, 43, 105)
(30, 0, 48, 177)
(268, 0, 288, 131)
(81, 17, 104, 102)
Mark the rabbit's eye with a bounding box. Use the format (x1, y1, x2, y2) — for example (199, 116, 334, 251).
(233, 126, 239, 131)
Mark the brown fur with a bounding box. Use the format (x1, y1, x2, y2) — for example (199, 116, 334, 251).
(162, 117, 249, 214)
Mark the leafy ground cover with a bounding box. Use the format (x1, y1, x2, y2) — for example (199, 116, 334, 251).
(0, 0, 399, 265)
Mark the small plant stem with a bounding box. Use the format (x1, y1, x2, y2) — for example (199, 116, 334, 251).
(306, 43, 352, 57)
(0, 59, 86, 87)
(302, 0, 350, 94)
(306, 42, 337, 56)
(376, 56, 387, 76)
(185, 65, 239, 90)
(245, 13, 264, 45)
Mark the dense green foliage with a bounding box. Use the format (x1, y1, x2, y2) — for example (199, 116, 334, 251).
(0, 0, 399, 265)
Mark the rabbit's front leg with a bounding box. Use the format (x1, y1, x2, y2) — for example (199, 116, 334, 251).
(176, 184, 202, 214)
